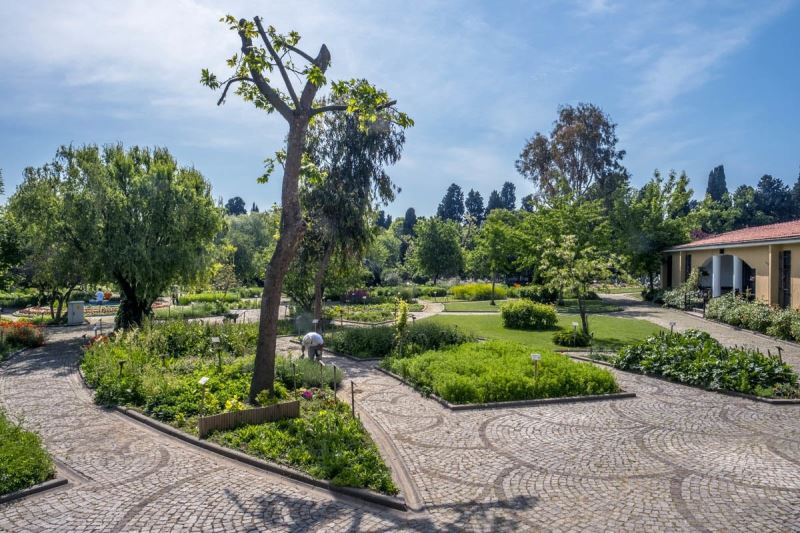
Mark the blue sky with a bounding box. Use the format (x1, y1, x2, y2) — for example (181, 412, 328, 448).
(1, 0, 798, 216)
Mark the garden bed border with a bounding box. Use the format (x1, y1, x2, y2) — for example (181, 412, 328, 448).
(375, 366, 635, 411)
(0, 477, 68, 505)
(113, 406, 406, 511)
(566, 353, 800, 405)
(669, 306, 800, 351)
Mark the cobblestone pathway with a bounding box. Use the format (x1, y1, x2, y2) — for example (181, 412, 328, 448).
(2, 322, 800, 531)
(603, 293, 800, 371)
(279, 335, 800, 532)
(0, 326, 421, 533)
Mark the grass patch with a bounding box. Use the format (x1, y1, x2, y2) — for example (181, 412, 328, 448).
(594, 285, 644, 294)
(444, 300, 505, 312)
(383, 340, 619, 404)
(0, 410, 54, 495)
(424, 313, 664, 352)
(445, 298, 622, 314)
(556, 299, 623, 314)
(326, 321, 474, 358)
(80, 320, 394, 494)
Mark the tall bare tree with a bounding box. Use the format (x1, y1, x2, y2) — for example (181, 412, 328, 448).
(202, 15, 411, 400)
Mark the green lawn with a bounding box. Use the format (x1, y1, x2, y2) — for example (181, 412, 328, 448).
(595, 285, 644, 294)
(443, 298, 621, 314)
(443, 300, 506, 312)
(424, 313, 664, 352)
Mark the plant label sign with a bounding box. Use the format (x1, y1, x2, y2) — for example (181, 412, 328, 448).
(530, 354, 541, 362)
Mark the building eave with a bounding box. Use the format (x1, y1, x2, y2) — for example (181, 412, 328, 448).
(664, 237, 800, 253)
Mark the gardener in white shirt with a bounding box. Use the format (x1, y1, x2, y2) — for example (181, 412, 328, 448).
(301, 331, 324, 361)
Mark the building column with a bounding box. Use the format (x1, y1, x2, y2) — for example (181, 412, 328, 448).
(712, 255, 722, 297)
(733, 256, 743, 294)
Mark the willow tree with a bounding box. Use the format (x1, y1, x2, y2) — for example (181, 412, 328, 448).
(202, 15, 411, 400)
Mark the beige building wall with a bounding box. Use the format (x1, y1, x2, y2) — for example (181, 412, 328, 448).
(662, 242, 800, 310)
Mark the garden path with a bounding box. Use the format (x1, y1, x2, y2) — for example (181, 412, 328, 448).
(278, 336, 800, 532)
(2, 323, 799, 531)
(602, 293, 800, 372)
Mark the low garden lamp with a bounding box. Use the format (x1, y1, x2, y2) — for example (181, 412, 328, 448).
(211, 336, 221, 370)
(530, 353, 541, 382)
(669, 321, 676, 333)
(198, 376, 210, 416)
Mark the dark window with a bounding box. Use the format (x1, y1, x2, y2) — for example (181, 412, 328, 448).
(685, 254, 692, 279)
(779, 251, 791, 308)
(666, 256, 673, 288)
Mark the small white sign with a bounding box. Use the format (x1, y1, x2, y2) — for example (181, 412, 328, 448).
(530, 353, 542, 362)
(198, 376, 209, 386)
(211, 336, 220, 344)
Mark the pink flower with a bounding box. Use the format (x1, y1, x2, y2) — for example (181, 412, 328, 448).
(301, 390, 313, 400)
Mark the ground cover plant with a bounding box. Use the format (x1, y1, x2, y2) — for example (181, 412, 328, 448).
(555, 299, 622, 314)
(443, 300, 508, 312)
(612, 330, 800, 398)
(0, 320, 45, 360)
(552, 329, 592, 347)
(705, 293, 800, 342)
(80, 320, 394, 492)
(0, 409, 54, 495)
(178, 292, 242, 305)
(324, 302, 423, 323)
(449, 282, 508, 301)
(500, 300, 558, 330)
(424, 313, 664, 352)
(383, 340, 619, 404)
(325, 321, 474, 358)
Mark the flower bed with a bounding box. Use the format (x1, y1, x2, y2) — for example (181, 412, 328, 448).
(0, 320, 44, 359)
(704, 293, 800, 342)
(382, 340, 620, 404)
(0, 409, 54, 496)
(612, 330, 800, 398)
(80, 320, 395, 493)
(324, 302, 423, 323)
(449, 282, 508, 301)
(326, 321, 474, 359)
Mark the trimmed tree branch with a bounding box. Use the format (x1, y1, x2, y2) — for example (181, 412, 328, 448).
(217, 76, 254, 106)
(238, 21, 293, 122)
(253, 16, 299, 108)
(310, 99, 398, 117)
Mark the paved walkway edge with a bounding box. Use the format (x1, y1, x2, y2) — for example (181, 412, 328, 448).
(375, 366, 637, 410)
(113, 406, 408, 512)
(0, 478, 68, 505)
(567, 354, 800, 405)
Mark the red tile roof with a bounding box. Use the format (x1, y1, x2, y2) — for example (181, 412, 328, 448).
(671, 219, 800, 250)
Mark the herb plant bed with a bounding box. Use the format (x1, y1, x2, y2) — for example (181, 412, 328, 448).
(381, 341, 624, 407)
(80, 320, 397, 494)
(612, 330, 800, 400)
(325, 321, 474, 359)
(0, 409, 55, 497)
(324, 303, 424, 324)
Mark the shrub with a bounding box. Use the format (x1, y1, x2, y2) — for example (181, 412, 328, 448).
(518, 285, 560, 304)
(706, 293, 800, 340)
(552, 329, 592, 347)
(0, 410, 54, 495)
(662, 268, 702, 309)
(178, 292, 241, 305)
(641, 288, 664, 303)
(449, 282, 507, 301)
(325, 321, 473, 358)
(612, 330, 799, 397)
(383, 341, 619, 404)
(500, 300, 558, 330)
(0, 320, 45, 354)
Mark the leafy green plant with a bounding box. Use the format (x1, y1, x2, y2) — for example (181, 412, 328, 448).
(211, 399, 397, 494)
(518, 285, 559, 304)
(383, 340, 619, 404)
(500, 300, 558, 330)
(552, 329, 592, 347)
(449, 282, 508, 301)
(0, 410, 54, 495)
(612, 330, 799, 397)
(326, 321, 473, 358)
(706, 292, 800, 341)
(178, 292, 241, 305)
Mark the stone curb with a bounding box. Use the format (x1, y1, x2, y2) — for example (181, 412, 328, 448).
(113, 406, 407, 511)
(566, 354, 800, 405)
(374, 366, 636, 411)
(0, 478, 69, 505)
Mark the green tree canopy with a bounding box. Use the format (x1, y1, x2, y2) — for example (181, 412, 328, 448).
(437, 183, 465, 222)
(465, 189, 485, 225)
(500, 181, 516, 210)
(408, 218, 463, 284)
(225, 196, 248, 215)
(706, 165, 728, 202)
(485, 189, 503, 215)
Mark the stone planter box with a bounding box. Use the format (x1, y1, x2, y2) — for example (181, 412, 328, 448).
(198, 400, 300, 439)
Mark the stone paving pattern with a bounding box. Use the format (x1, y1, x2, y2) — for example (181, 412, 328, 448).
(1, 301, 800, 531)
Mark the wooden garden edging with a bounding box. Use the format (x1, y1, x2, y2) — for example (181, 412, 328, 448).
(198, 401, 300, 439)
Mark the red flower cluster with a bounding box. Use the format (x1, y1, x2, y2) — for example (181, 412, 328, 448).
(0, 320, 45, 348)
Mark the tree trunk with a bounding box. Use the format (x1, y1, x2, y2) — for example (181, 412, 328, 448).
(115, 276, 151, 329)
(578, 297, 589, 335)
(312, 242, 334, 322)
(648, 272, 654, 291)
(250, 119, 309, 402)
(490, 271, 496, 306)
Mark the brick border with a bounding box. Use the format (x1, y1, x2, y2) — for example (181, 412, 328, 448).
(566, 353, 800, 405)
(0, 478, 68, 505)
(375, 366, 635, 411)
